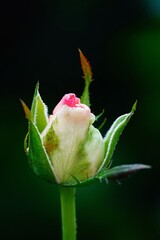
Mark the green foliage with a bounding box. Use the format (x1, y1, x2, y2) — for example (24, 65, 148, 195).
(22, 83, 56, 183)
(28, 121, 56, 183)
(99, 101, 137, 170)
(31, 82, 48, 133)
(64, 163, 151, 187)
(97, 164, 151, 181)
(79, 49, 92, 107)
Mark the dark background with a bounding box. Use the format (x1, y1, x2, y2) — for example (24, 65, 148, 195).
(1, 0, 159, 239)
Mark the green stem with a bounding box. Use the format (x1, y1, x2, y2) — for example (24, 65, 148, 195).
(60, 186, 77, 240)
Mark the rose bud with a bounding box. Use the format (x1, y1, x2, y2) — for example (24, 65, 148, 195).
(41, 93, 105, 184)
(21, 51, 150, 187)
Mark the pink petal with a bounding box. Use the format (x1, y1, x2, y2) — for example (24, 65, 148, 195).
(53, 93, 82, 115)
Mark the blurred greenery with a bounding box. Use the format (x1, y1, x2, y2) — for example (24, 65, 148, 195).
(0, 0, 159, 239)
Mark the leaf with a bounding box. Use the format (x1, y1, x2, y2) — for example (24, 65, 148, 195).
(28, 121, 56, 183)
(98, 102, 137, 171)
(31, 82, 48, 133)
(79, 49, 92, 107)
(97, 164, 151, 180)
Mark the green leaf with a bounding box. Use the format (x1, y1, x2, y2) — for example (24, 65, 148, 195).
(79, 49, 92, 107)
(31, 82, 48, 133)
(28, 121, 56, 183)
(98, 102, 137, 171)
(97, 164, 151, 180)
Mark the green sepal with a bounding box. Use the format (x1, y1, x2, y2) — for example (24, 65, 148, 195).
(95, 109, 105, 122)
(79, 49, 92, 107)
(80, 80, 91, 107)
(31, 82, 48, 133)
(95, 110, 107, 131)
(62, 176, 96, 187)
(96, 164, 151, 180)
(28, 121, 56, 184)
(24, 132, 29, 154)
(98, 102, 137, 171)
(62, 163, 151, 187)
(20, 99, 31, 120)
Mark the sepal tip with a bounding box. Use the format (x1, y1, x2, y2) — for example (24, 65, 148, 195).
(20, 99, 31, 120)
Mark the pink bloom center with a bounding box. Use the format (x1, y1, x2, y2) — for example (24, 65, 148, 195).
(53, 93, 87, 115)
(63, 94, 80, 107)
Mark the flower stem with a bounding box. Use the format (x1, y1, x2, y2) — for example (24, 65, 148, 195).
(60, 186, 77, 240)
